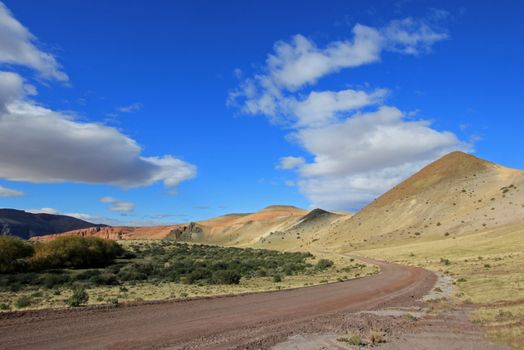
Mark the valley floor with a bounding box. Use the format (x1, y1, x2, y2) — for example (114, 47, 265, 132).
(0, 257, 434, 350)
(351, 223, 524, 350)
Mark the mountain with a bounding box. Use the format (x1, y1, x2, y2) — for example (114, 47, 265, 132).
(33, 152, 524, 249)
(34, 205, 349, 246)
(0, 209, 104, 239)
(320, 151, 524, 249)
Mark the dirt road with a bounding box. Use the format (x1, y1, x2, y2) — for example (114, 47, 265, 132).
(0, 257, 436, 349)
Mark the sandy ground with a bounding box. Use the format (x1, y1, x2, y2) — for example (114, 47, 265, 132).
(272, 306, 508, 350)
(272, 274, 507, 350)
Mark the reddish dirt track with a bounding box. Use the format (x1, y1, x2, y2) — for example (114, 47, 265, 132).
(0, 257, 436, 350)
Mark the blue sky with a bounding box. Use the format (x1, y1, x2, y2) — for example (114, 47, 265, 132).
(0, 0, 522, 225)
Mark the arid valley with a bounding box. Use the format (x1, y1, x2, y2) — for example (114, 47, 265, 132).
(1, 1, 523, 349)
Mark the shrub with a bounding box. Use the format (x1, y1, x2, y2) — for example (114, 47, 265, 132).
(367, 330, 385, 345)
(66, 287, 89, 307)
(440, 258, 451, 266)
(41, 272, 70, 289)
(211, 270, 241, 284)
(31, 237, 123, 270)
(0, 236, 34, 273)
(272, 274, 282, 283)
(316, 259, 334, 270)
(15, 296, 32, 308)
(89, 272, 119, 286)
(337, 335, 363, 346)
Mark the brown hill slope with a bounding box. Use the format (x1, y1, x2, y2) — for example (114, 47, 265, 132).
(32, 225, 186, 241)
(35, 205, 337, 245)
(170, 205, 309, 245)
(320, 151, 524, 248)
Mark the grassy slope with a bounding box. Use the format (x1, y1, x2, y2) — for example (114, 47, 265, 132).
(353, 223, 524, 349)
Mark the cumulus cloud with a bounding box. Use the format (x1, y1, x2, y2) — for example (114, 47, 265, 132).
(100, 196, 135, 212)
(0, 95, 196, 189)
(231, 16, 466, 211)
(294, 107, 470, 209)
(277, 156, 305, 170)
(228, 17, 447, 120)
(294, 106, 465, 177)
(0, 2, 68, 81)
(0, 3, 196, 193)
(0, 185, 24, 197)
(291, 88, 388, 127)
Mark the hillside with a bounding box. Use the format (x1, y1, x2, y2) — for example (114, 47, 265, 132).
(167, 205, 309, 245)
(32, 225, 185, 241)
(0, 209, 103, 239)
(318, 151, 524, 249)
(33, 205, 349, 246)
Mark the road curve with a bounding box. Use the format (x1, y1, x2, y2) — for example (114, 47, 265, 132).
(0, 257, 436, 350)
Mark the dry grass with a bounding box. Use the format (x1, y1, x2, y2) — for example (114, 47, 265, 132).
(354, 223, 524, 349)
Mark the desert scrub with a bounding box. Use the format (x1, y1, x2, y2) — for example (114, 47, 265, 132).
(0, 239, 372, 311)
(337, 334, 363, 346)
(0, 240, 324, 291)
(66, 287, 89, 307)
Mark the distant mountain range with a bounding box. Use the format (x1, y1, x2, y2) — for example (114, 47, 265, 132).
(0, 209, 104, 239)
(22, 152, 524, 250)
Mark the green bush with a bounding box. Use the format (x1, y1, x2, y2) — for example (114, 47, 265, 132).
(211, 270, 241, 284)
(316, 259, 334, 270)
(41, 273, 70, 289)
(14, 296, 32, 308)
(31, 236, 123, 270)
(0, 236, 35, 273)
(66, 287, 89, 307)
(273, 274, 282, 283)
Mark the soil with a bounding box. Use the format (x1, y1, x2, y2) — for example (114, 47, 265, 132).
(0, 257, 507, 349)
(0, 257, 434, 349)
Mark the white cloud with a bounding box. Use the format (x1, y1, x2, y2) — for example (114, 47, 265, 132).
(382, 18, 448, 55)
(0, 93, 196, 189)
(277, 156, 305, 170)
(266, 26, 383, 90)
(0, 185, 24, 197)
(228, 18, 447, 119)
(230, 17, 465, 211)
(294, 107, 470, 209)
(100, 196, 135, 212)
(291, 88, 388, 127)
(0, 3, 196, 193)
(295, 106, 465, 177)
(0, 2, 68, 81)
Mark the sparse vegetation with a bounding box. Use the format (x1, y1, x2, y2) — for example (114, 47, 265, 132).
(66, 287, 89, 307)
(14, 295, 32, 308)
(337, 334, 363, 346)
(0, 239, 363, 311)
(357, 225, 524, 350)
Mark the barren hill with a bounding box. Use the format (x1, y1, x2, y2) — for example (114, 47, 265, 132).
(35, 205, 342, 245)
(32, 225, 185, 241)
(169, 205, 309, 245)
(320, 151, 524, 249)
